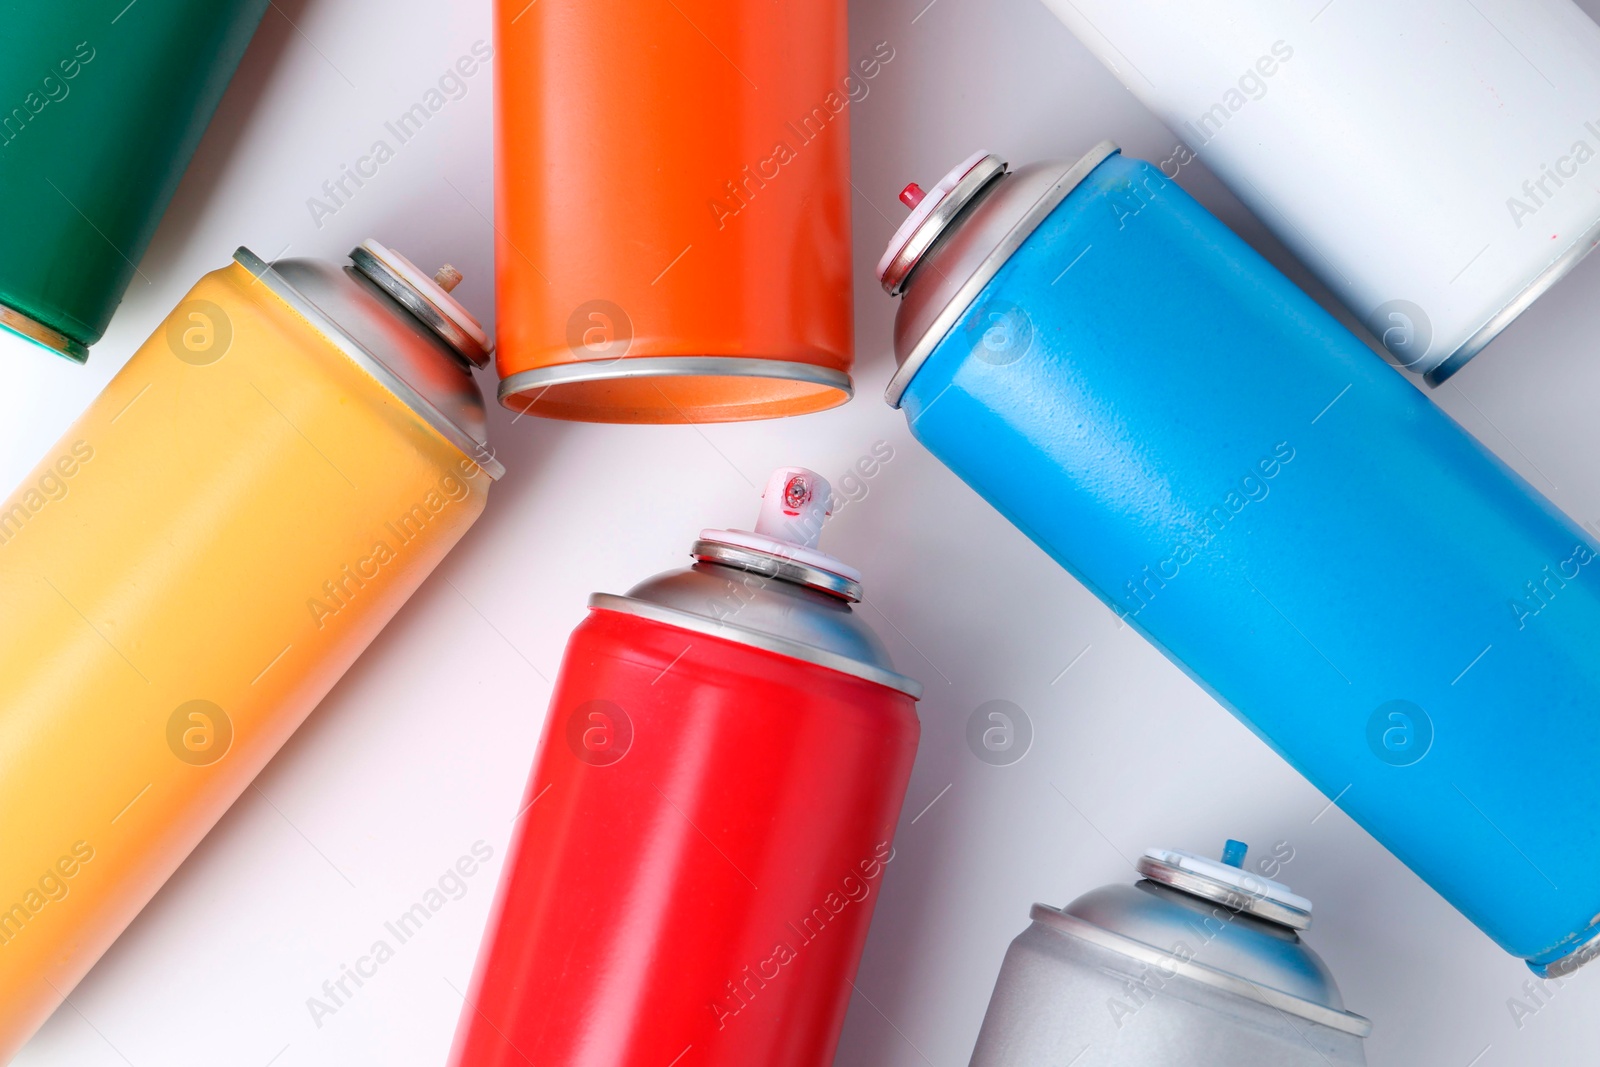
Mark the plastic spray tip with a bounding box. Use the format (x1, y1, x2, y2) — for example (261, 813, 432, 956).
(433, 264, 463, 293)
(1220, 840, 1249, 868)
(754, 467, 834, 550)
(899, 182, 927, 209)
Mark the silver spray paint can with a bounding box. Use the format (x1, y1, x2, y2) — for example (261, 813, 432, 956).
(969, 841, 1370, 1066)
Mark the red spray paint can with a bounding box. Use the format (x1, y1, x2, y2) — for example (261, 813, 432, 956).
(448, 467, 922, 1066)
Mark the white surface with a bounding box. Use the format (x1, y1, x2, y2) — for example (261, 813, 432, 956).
(4, 0, 1600, 1064)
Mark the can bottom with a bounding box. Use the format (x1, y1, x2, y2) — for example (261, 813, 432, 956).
(0, 300, 88, 362)
(497, 356, 852, 423)
(1424, 212, 1600, 386)
(1529, 924, 1600, 979)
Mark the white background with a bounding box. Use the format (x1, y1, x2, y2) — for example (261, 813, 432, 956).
(6, 0, 1600, 1064)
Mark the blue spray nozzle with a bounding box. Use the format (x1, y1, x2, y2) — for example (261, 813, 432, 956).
(1220, 840, 1249, 868)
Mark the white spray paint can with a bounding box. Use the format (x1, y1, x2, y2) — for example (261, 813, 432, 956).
(1041, 0, 1600, 383)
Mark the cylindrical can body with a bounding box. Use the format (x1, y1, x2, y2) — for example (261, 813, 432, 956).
(448, 604, 920, 1066)
(493, 0, 856, 422)
(1041, 0, 1600, 382)
(0, 257, 491, 1058)
(891, 149, 1600, 970)
(0, 0, 270, 359)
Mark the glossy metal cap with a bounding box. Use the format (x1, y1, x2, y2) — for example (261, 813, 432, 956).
(350, 239, 492, 368)
(236, 245, 504, 480)
(1139, 843, 1312, 931)
(592, 467, 921, 698)
(881, 142, 1119, 408)
(695, 467, 864, 601)
(1032, 839, 1370, 1038)
(876, 151, 1007, 296)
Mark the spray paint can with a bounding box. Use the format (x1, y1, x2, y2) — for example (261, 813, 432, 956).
(878, 146, 1600, 975)
(0, 240, 501, 1058)
(0, 0, 271, 360)
(970, 842, 1369, 1066)
(1039, 0, 1600, 383)
(493, 0, 857, 422)
(448, 468, 921, 1066)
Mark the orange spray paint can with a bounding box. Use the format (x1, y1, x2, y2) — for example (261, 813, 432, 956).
(494, 0, 856, 422)
(0, 241, 502, 1058)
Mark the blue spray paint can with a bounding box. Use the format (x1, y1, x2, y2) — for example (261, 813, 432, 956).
(878, 145, 1600, 976)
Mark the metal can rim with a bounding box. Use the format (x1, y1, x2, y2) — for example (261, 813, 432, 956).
(497, 356, 853, 421)
(1028, 904, 1373, 1038)
(236, 247, 505, 480)
(1136, 851, 1312, 931)
(1528, 922, 1600, 979)
(350, 243, 491, 368)
(0, 301, 89, 362)
(884, 141, 1119, 410)
(589, 592, 923, 699)
(1423, 212, 1600, 385)
(690, 538, 863, 602)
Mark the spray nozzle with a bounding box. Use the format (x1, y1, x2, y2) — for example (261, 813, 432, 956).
(754, 466, 834, 550)
(694, 466, 862, 600)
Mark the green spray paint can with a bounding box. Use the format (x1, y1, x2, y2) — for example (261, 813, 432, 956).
(0, 0, 270, 361)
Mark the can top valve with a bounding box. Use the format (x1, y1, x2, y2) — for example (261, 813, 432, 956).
(877, 150, 1007, 295)
(753, 467, 832, 549)
(1138, 842, 1313, 930)
(350, 238, 492, 368)
(694, 467, 863, 601)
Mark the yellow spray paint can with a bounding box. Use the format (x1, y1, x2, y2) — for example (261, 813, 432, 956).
(0, 241, 503, 1058)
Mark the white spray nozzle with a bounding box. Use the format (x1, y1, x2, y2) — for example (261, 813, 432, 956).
(754, 467, 833, 550)
(696, 466, 861, 591)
